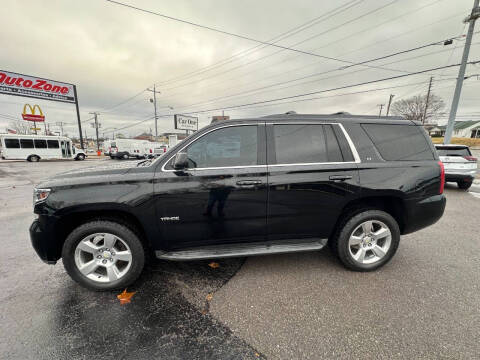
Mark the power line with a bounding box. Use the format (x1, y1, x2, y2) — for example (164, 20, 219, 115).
(106, 62, 478, 133)
(105, 0, 399, 66)
(157, 0, 447, 95)
(156, 0, 364, 87)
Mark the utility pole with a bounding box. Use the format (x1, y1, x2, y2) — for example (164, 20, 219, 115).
(386, 94, 395, 116)
(378, 104, 385, 117)
(422, 77, 434, 124)
(56, 121, 65, 136)
(444, 0, 480, 144)
(147, 85, 162, 141)
(89, 112, 101, 152)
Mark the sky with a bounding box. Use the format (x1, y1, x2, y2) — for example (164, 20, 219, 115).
(1, 0, 479, 139)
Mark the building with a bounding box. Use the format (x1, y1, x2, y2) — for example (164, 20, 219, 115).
(428, 120, 480, 138)
(157, 132, 187, 143)
(134, 132, 154, 141)
(211, 115, 230, 124)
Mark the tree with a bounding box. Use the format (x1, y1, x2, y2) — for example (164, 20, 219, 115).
(391, 94, 445, 123)
(115, 133, 126, 139)
(8, 120, 32, 134)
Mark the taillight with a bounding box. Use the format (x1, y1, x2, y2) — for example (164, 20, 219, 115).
(438, 161, 445, 194)
(150, 149, 152, 153)
(464, 155, 477, 162)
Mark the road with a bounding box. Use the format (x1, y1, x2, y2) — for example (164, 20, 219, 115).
(0, 158, 479, 359)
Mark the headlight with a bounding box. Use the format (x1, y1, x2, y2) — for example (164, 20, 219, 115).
(33, 188, 51, 205)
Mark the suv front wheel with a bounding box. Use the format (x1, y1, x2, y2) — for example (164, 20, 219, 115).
(332, 210, 400, 271)
(62, 220, 145, 291)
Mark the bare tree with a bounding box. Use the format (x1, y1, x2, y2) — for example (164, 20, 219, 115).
(391, 94, 445, 123)
(8, 120, 32, 134)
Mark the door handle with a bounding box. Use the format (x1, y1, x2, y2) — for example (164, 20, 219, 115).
(236, 180, 262, 187)
(329, 175, 352, 181)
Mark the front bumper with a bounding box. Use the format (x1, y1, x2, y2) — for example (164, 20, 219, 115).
(30, 219, 59, 264)
(403, 194, 446, 234)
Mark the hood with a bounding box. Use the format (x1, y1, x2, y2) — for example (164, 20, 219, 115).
(36, 161, 146, 188)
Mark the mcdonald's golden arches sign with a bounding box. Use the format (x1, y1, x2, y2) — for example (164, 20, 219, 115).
(22, 104, 45, 122)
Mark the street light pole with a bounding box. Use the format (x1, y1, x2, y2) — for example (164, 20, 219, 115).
(386, 94, 395, 116)
(444, 0, 480, 144)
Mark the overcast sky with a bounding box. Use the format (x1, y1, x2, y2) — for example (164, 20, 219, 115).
(1, 0, 479, 138)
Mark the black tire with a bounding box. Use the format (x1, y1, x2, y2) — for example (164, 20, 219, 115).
(122, 153, 129, 160)
(457, 180, 472, 190)
(331, 209, 400, 272)
(109, 155, 114, 159)
(76, 154, 85, 161)
(28, 155, 40, 162)
(62, 220, 145, 291)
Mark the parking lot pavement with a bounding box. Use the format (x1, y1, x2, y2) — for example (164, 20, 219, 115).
(1, 159, 479, 360)
(0, 159, 263, 360)
(211, 183, 480, 359)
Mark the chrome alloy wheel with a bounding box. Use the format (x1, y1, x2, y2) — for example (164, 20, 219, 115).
(74, 233, 133, 283)
(348, 220, 392, 265)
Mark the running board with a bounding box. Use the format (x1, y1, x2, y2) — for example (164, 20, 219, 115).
(155, 238, 327, 261)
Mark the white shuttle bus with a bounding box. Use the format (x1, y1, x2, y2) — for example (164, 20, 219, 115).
(0, 134, 86, 162)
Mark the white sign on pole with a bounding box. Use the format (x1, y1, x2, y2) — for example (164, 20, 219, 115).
(0, 69, 75, 103)
(174, 114, 198, 131)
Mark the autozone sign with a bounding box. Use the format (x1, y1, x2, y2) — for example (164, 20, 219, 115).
(174, 114, 198, 131)
(0, 70, 75, 103)
(22, 104, 45, 122)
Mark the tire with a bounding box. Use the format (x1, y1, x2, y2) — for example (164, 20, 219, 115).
(62, 220, 145, 291)
(109, 155, 114, 159)
(457, 180, 472, 190)
(122, 153, 129, 160)
(331, 209, 400, 272)
(28, 155, 40, 162)
(76, 154, 85, 161)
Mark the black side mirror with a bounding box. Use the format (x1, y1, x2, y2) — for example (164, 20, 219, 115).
(173, 152, 188, 170)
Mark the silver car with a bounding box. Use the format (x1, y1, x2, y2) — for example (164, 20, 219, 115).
(435, 144, 478, 189)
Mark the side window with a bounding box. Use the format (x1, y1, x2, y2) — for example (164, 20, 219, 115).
(34, 139, 47, 149)
(362, 124, 434, 161)
(47, 140, 59, 148)
(5, 139, 20, 148)
(185, 126, 258, 168)
(20, 139, 34, 148)
(274, 124, 346, 164)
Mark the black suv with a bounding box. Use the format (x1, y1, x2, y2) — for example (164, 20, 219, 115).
(30, 114, 446, 290)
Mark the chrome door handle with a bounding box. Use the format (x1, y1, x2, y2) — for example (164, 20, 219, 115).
(236, 180, 262, 187)
(329, 175, 352, 181)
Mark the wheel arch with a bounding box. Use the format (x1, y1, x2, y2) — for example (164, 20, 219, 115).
(54, 206, 151, 258)
(27, 154, 41, 162)
(331, 195, 406, 238)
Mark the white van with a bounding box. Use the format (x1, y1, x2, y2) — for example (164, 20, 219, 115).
(0, 134, 86, 162)
(109, 139, 146, 159)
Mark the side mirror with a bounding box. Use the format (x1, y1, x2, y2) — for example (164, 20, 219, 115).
(173, 152, 188, 170)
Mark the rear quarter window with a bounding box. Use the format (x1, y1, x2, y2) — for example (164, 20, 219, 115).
(435, 147, 471, 157)
(361, 124, 434, 161)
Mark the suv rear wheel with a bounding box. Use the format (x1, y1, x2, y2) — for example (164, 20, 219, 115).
(332, 210, 400, 271)
(62, 220, 145, 291)
(457, 180, 472, 190)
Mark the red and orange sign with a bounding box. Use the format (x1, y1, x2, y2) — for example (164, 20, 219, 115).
(22, 104, 45, 122)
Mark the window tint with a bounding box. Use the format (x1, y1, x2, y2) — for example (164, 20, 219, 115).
(324, 125, 344, 162)
(186, 126, 257, 168)
(20, 139, 34, 148)
(274, 124, 347, 164)
(435, 146, 471, 157)
(34, 139, 47, 149)
(362, 124, 434, 161)
(5, 139, 20, 148)
(47, 140, 59, 148)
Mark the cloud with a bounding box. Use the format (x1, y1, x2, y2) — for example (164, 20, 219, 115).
(1, 0, 479, 138)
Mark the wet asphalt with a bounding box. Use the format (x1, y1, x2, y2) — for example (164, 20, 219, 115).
(1, 158, 479, 359)
(0, 159, 263, 360)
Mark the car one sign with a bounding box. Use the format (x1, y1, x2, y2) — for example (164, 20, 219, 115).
(0, 70, 75, 103)
(174, 114, 198, 131)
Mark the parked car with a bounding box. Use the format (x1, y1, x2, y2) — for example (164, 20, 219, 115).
(109, 139, 147, 159)
(0, 134, 86, 161)
(435, 144, 478, 189)
(30, 113, 446, 290)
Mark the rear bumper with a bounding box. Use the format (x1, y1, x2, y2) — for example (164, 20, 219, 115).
(403, 194, 446, 235)
(445, 171, 475, 183)
(29, 218, 60, 264)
